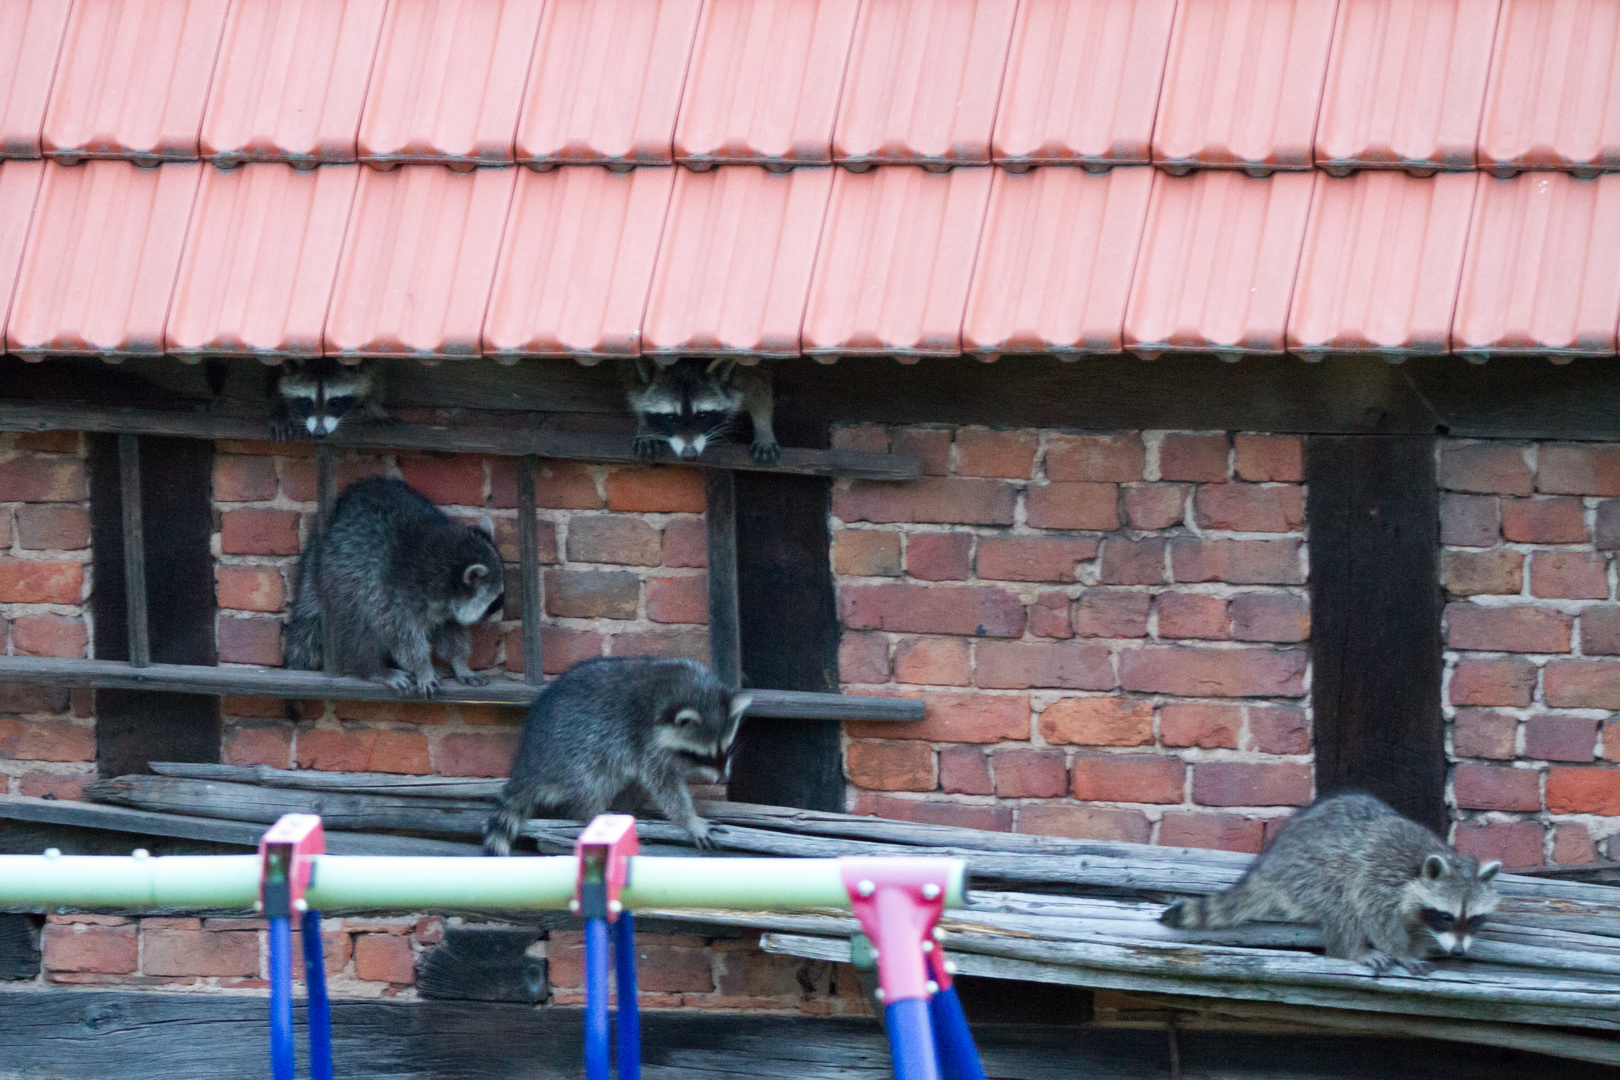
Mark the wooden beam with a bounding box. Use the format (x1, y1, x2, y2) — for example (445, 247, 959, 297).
(516, 455, 544, 685)
(315, 442, 340, 676)
(0, 656, 925, 722)
(116, 434, 150, 668)
(705, 470, 743, 685)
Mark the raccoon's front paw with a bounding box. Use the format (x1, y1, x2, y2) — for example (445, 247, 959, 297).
(632, 436, 661, 463)
(750, 439, 781, 467)
(1361, 951, 1403, 976)
(269, 421, 293, 443)
(413, 671, 442, 698)
(1395, 957, 1433, 977)
(687, 820, 718, 850)
(384, 670, 418, 696)
(456, 671, 491, 688)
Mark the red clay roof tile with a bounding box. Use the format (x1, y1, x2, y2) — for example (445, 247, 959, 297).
(0, 161, 45, 343)
(0, 0, 73, 159)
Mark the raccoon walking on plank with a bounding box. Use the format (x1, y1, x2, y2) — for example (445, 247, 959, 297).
(482, 657, 751, 855)
(284, 478, 505, 696)
(625, 357, 780, 466)
(1160, 792, 1501, 975)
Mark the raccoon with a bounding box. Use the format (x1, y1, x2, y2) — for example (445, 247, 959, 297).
(626, 357, 780, 466)
(1159, 792, 1501, 976)
(284, 478, 505, 696)
(482, 657, 751, 855)
(272, 357, 387, 440)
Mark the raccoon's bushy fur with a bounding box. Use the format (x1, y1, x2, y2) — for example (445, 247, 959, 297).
(284, 478, 504, 696)
(625, 357, 779, 465)
(1160, 792, 1501, 976)
(272, 357, 387, 440)
(482, 657, 751, 855)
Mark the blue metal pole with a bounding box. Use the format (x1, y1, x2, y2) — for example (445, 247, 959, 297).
(884, 998, 940, 1080)
(301, 909, 334, 1080)
(613, 913, 640, 1080)
(584, 917, 611, 1080)
(927, 986, 986, 1080)
(267, 916, 295, 1080)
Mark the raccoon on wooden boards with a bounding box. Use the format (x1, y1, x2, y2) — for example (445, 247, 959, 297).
(625, 357, 780, 466)
(271, 357, 388, 441)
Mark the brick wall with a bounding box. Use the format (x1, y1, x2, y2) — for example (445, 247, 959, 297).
(831, 426, 1312, 853)
(1440, 439, 1620, 868)
(0, 432, 95, 799)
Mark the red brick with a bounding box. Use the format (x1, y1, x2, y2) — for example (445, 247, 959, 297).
(1530, 551, 1610, 600)
(833, 424, 890, 453)
(835, 478, 1016, 526)
(1597, 500, 1620, 549)
(1158, 434, 1230, 482)
(1069, 752, 1184, 803)
(1229, 594, 1309, 643)
(606, 628, 709, 662)
(491, 459, 603, 509)
(0, 718, 93, 762)
(1038, 697, 1153, 746)
(1025, 482, 1120, 531)
(1158, 811, 1265, 854)
(0, 559, 82, 603)
(893, 637, 971, 686)
(604, 467, 706, 513)
(954, 427, 1037, 478)
(975, 641, 1115, 690)
(1190, 762, 1312, 807)
(12, 615, 88, 657)
(1546, 766, 1620, 814)
(220, 509, 301, 555)
(976, 536, 1099, 582)
(661, 516, 707, 567)
(905, 532, 973, 581)
(1247, 704, 1310, 753)
(939, 746, 993, 795)
(143, 928, 258, 977)
(1028, 591, 1074, 639)
(216, 566, 285, 613)
(645, 575, 709, 625)
(1453, 822, 1544, 871)
(397, 454, 487, 506)
(834, 530, 901, 576)
(0, 453, 87, 501)
(354, 934, 416, 984)
(218, 616, 284, 666)
(436, 732, 520, 778)
(1442, 550, 1524, 596)
(1440, 442, 1533, 494)
(566, 517, 661, 566)
(545, 569, 640, 619)
(1538, 443, 1620, 496)
(891, 427, 953, 475)
(14, 505, 90, 550)
(1194, 484, 1304, 533)
(1446, 603, 1570, 653)
(846, 740, 936, 791)
(991, 749, 1069, 798)
(1123, 483, 1187, 529)
(0, 509, 8, 549)
(1452, 709, 1518, 759)
(1440, 494, 1500, 546)
(290, 929, 352, 980)
(854, 794, 1013, 832)
(847, 693, 1028, 744)
(840, 583, 1025, 637)
(525, 627, 605, 675)
(1160, 702, 1241, 748)
(223, 724, 292, 768)
(1582, 606, 1620, 655)
(839, 633, 890, 684)
(414, 917, 444, 946)
(296, 729, 431, 774)
(16, 431, 80, 453)
(1524, 715, 1598, 762)
(1015, 803, 1150, 843)
(1501, 496, 1588, 544)
(1045, 434, 1145, 482)
(1233, 435, 1303, 483)
(1453, 763, 1541, 811)
(1170, 538, 1304, 585)
(17, 772, 89, 800)
(42, 924, 137, 974)
(1120, 646, 1305, 697)
(1449, 658, 1537, 706)
(1072, 590, 1150, 638)
(213, 455, 277, 502)
(1098, 538, 1166, 585)
(280, 455, 387, 503)
(1153, 593, 1229, 640)
(1551, 823, 1597, 865)
(1545, 660, 1620, 708)
(468, 622, 500, 670)
(0, 683, 71, 713)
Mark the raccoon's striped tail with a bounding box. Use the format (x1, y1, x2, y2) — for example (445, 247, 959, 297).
(481, 801, 527, 857)
(1159, 879, 1272, 930)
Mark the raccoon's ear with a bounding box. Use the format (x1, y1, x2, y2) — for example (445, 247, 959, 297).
(1478, 860, 1502, 882)
(670, 707, 702, 728)
(463, 563, 490, 586)
(635, 357, 656, 385)
(727, 692, 753, 720)
(1421, 854, 1449, 881)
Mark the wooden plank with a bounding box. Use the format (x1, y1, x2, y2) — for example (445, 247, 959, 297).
(0, 656, 922, 721)
(116, 434, 151, 668)
(1306, 436, 1447, 833)
(315, 442, 341, 676)
(516, 455, 544, 685)
(705, 470, 743, 686)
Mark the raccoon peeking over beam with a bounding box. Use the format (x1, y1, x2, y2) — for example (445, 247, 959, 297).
(284, 478, 505, 697)
(271, 357, 387, 441)
(482, 657, 751, 855)
(626, 357, 780, 465)
(1160, 792, 1500, 976)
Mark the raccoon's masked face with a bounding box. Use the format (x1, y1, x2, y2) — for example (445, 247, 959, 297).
(631, 358, 744, 459)
(657, 691, 751, 783)
(279, 368, 373, 436)
(1407, 854, 1501, 957)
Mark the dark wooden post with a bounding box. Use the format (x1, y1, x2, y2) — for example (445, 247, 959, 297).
(116, 435, 150, 668)
(705, 470, 743, 686)
(516, 455, 545, 684)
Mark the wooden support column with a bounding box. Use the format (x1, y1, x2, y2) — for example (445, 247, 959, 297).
(1306, 435, 1446, 833)
(705, 469, 743, 686)
(315, 443, 340, 676)
(516, 455, 545, 684)
(116, 435, 150, 668)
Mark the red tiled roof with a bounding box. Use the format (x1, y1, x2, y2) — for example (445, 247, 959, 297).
(1, 0, 1618, 364)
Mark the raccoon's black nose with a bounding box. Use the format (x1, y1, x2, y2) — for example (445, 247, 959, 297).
(1449, 943, 1468, 956)
(679, 445, 701, 459)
